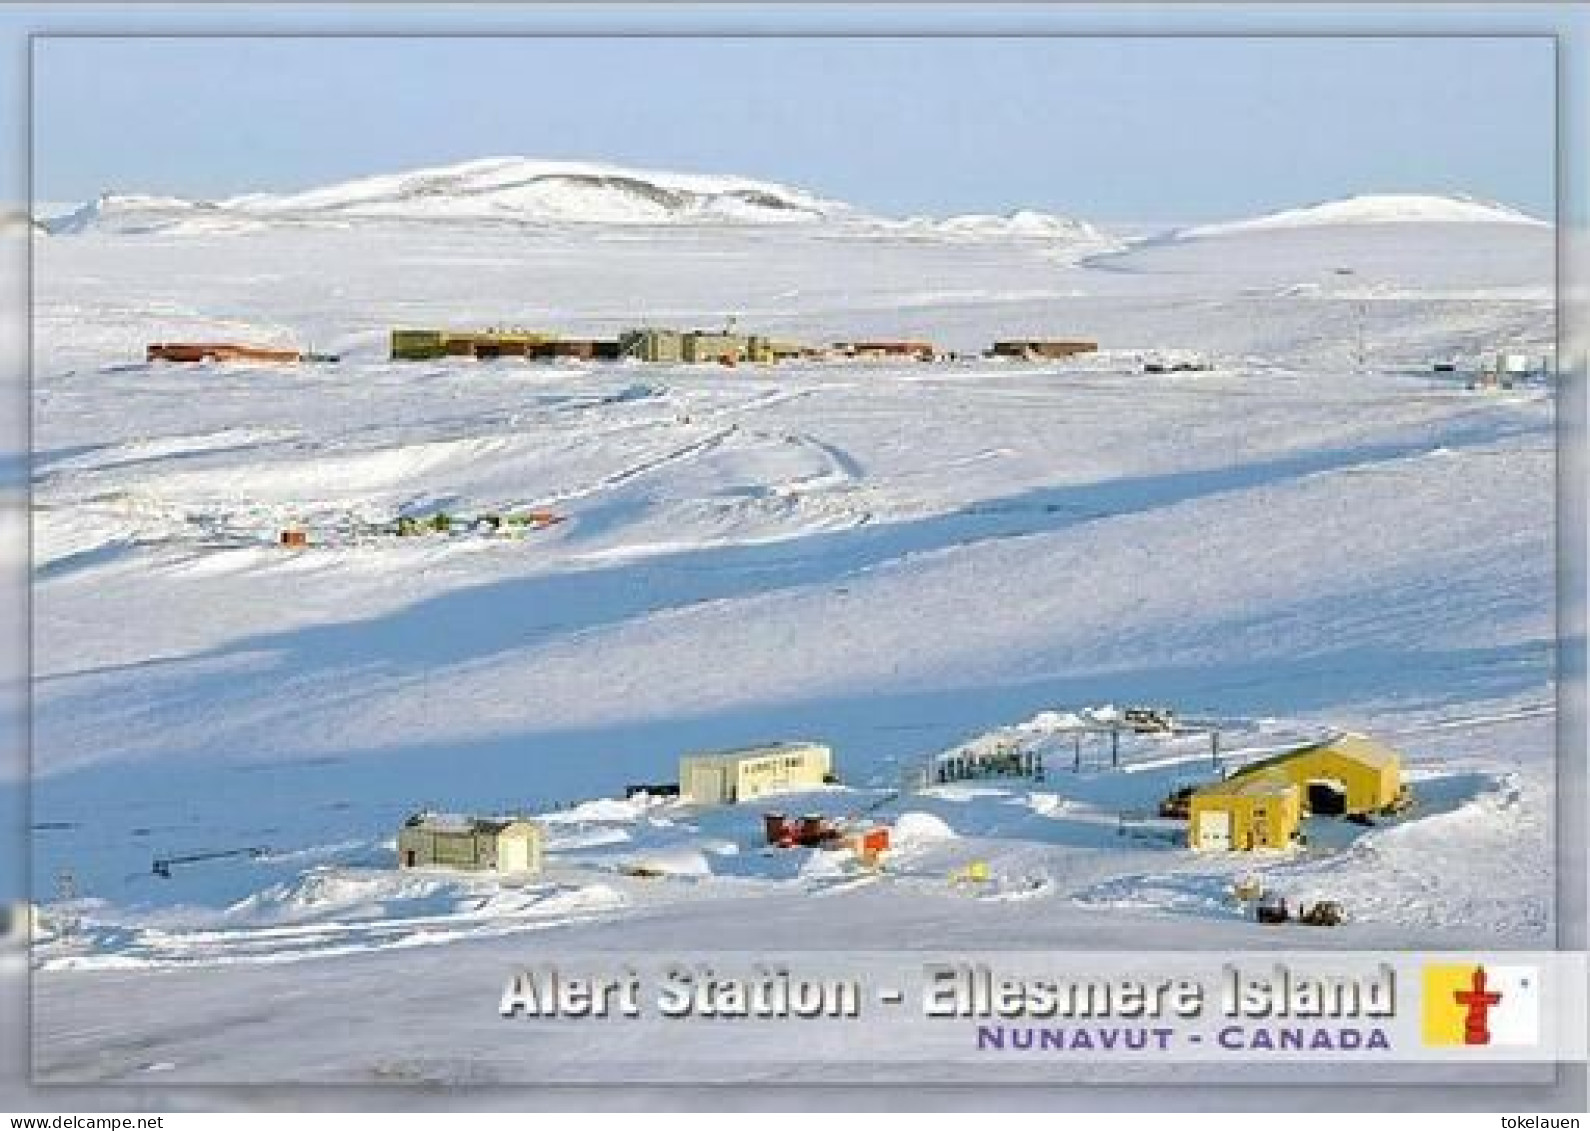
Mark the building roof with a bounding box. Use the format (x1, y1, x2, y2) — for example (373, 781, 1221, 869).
(1226, 732, 1399, 781)
(1196, 771, 1296, 801)
(404, 811, 535, 835)
(1322, 733, 1401, 769)
(993, 339, 1097, 347)
(684, 741, 829, 765)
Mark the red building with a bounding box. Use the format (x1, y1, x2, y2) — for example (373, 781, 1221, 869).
(147, 342, 302, 364)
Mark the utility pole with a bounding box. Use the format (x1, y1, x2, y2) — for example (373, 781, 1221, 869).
(1330, 267, 1363, 372)
(54, 868, 79, 939)
(1355, 298, 1368, 373)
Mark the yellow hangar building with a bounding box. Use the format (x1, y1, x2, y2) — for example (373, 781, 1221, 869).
(1228, 733, 1404, 815)
(1188, 733, 1405, 852)
(1189, 773, 1301, 852)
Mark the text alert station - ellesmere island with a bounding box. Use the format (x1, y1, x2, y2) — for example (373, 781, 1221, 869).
(499, 961, 1396, 1023)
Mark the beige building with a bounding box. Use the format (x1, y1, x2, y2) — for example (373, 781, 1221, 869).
(681, 331, 749, 364)
(618, 328, 814, 365)
(679, 742, 834, 805)
(396, 812, 544, 874)
(619, 328, 684, 363)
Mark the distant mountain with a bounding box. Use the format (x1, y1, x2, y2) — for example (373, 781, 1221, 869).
(44, 157, 1118, 256)
(1176, 194, 1548, 239)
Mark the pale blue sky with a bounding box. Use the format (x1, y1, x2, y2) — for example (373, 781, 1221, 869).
(30, 34, 1555, 222)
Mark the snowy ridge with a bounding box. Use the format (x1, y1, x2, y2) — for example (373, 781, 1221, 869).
(876, 209, 1122, 250)
(42, 168, 1545, 255)
(1178, 194, 1548, 238)
(50, 195, 266, 237)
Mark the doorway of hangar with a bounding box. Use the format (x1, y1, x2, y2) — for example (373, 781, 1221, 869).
(1306, 779, 1348, 816)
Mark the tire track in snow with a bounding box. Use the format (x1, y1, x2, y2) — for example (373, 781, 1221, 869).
(539, 425, 739, 504)
(41, 885, 631, 970)
(1379, 701, 1555, 737)
(794, 432, 864, 482)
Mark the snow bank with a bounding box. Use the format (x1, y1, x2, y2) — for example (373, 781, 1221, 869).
(224, 868, 469, 923)
(797, 849, 851, 879)
(891, 812, 958, 846)
(542, 826, 632, 851)
(621, 847, 711, 878)
(538, 796, 652, 825)
(1022, 710, 1085, 731)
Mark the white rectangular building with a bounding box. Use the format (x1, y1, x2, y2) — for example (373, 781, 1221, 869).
(678, 742, 834, 805)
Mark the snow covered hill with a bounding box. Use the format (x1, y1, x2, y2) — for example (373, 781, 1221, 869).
(44, 156, 1127, 257)
(1177, 193, 1547, 239)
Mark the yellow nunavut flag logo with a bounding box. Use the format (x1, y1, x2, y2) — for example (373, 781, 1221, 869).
(1422, 964, 1540, 1047)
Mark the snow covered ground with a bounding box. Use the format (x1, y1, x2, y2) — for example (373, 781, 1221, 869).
(21, 166, 1557, 1082)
